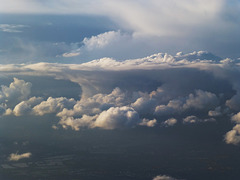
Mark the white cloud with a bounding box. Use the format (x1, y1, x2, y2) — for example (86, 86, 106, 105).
(183, 115, 216, 124)
(83, 31, 125, 50)
(184, 90, 219, 110)
(0, 78, 32, 105)
(32, 97, 76, 116)
(183, 115, 199, 124)
(0, 24, 28, 33)
(57, 87, 127, 118)
(155, 90, 219, 115)
(208, 106, 222, 117)
(94, 106, 140, 130)
(0, 0, 225, 36)
(139, 118, 157, 127)
(225, 124, 240, 145)
(226, 92, 240, 111)
(153, 175, 178, 180)
(163, 118, 177, 127)
(59, 106, 141, 130)
(131, 97, 157, 115)
(62, 52, 80, 58)
(0, 51, 238, 145)
(13, 97, 43, 116)
(59, 115, 97, 131)
(1, 1, 240, 59)
(8, 152, 32, 161)
(231, 112, 240, 124)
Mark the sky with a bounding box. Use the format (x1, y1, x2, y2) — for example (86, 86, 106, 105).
(0, 0, 240, 63)
(1, 1, 240, 180)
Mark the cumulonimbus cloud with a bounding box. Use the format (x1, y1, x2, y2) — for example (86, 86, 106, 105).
(1, 50, 240, 146)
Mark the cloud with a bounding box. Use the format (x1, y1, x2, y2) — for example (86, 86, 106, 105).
(62, 52, 80, 58)
(13, 97, 43, 116)
(0, 51, 238, 146)
(131, 97, 157, 115)
(208, 106, 222, 117)
(139, 118, 157, 127)
(32, 97, 76, 116)
(0, 78, 32, 106)
(83, 31, 125, 50)
(60, 31, 134, 61)
(225, 124, 240, 145)
(0, 24, 28, 33)
(94, 106, 140, 130)
(1, 1, 240, 60)
(59, 115, 97, 131)
(153, 175, 178, 180)
(183, 115, 216, 124)
(225, 112, 240, 144)
(59, 106, 140, 130)
(8, 152, 32, 161)
(57, 87, 127, 118)
(231, 112, 240, 123)
(155, 90, 219, 115)
(163, 118, 177, 127)
(183, 115, 200, 124)
(0, 1, 224, 36)
(226, 92, 240, 111)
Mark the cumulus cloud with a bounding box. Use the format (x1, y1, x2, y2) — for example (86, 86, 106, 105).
(226, 92, 240, 111)
(0, 51, 239, 146)
(59, 115, 97, 131)
(225, 124, 240, 145)
(131, 97, 157, 115)
(94, 106, 140, 130)
(155, 90, 219, 115)
(0, 78, 32, 106)
(183, 115, 216, 124)
(139, 118, 157, 127)
(83, 31, 125, 50)
(153, 175, 178, 180)
(163, 118, 177, 127)
(183, 115, 200, 124)
(59, 106, 140, 130)
(60, 31, 133, 61)
(8, 152, 32, 161)
(32, 97, 76, 116)
(231, 112, 240, 123)
(13, 97, 43, 116)
(57, 87, 126, 118)
(184, 90, 219, 110)
(208, 106, 222, 117)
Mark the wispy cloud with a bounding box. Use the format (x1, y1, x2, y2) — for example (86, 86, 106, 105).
(8, 152, 32, 161)
(0, 24, 28, 33)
